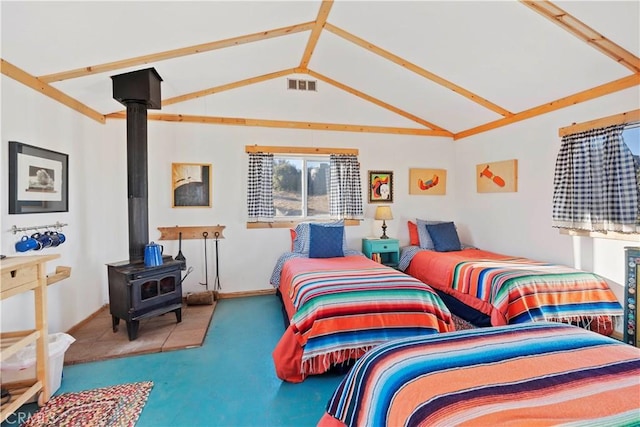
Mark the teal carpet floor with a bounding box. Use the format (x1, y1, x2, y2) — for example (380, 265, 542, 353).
(7, 295, 347, 427)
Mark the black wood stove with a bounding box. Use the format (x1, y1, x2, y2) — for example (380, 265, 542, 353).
(107, 257, 184, 340)
(106, 68, 185, 340)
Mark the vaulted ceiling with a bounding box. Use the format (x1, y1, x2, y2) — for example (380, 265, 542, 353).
(1, 1, 638, 139)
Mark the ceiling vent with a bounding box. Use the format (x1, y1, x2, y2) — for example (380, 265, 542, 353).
(287, 78, 317, 92)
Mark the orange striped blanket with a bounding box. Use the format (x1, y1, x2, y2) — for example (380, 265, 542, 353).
(272, 255, 453, 382)
(320, 322, 640, 427)
(405, 248, 622, 331)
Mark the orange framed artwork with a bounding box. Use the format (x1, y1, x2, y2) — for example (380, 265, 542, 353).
(368, 170, 393, 203)
(409, 168, 447, 195)
(476, 159, 518, 193)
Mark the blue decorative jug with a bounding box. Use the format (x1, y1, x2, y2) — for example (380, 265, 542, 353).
(144, 242, 164, 267)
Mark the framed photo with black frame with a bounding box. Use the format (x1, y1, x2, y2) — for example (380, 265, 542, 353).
(368, 170, 394, 203)
(8, 141, 69, 214)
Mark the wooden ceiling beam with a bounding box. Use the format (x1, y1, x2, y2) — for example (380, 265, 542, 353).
(1, 59, 105, 123)
(520, 1, 640, 73)
(299, 1, 333, 69)
(161, 68, 297, 107)
(37, 21, 315, 83)
(108, 68, 298, 115)
(304, 69, 452, 134)
(454, 73, 640, 140)
(324, 23, 514, 118)
(105, 111, 451, 136)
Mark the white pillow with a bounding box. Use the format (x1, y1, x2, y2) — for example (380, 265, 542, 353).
(416, 218, 445, 250)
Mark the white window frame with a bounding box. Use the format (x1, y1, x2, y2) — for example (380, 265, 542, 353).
(273, 154, 331, 220)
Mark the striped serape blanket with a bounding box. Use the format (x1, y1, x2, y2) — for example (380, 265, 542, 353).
(320, 322, 640, 427)
(451, 257, 623, 327)
(403, 248, 623, 332)
(272, 255, 453, 382)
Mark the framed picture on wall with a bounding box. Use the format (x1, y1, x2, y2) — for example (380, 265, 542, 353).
(476, 159, 518, 193)
(172, 163, 212, 208)
(8, 141, 69, 214)
(409, 168, 447, 195)
(368, 170, 394, 203)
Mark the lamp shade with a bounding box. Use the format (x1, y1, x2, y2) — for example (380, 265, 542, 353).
(374, 206, 393, 221)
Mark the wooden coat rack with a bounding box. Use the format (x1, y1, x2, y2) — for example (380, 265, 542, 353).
(157, 225, 225, 241)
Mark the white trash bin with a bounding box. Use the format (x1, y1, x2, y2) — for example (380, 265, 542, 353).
(1, 332, 75, 401)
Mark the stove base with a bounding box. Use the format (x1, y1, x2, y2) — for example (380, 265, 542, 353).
(111, 303, 182, 340)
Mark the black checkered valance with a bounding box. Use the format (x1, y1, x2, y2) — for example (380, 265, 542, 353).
(552, 124, 640, 233)
(247, 153, 275, 221)
(329, 154, 364, 220)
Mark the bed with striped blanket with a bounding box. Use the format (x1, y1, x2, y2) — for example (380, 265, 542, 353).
(319, 322, 640, 427)
(402, 248, 623, 332)
(271, 254, 454, 383)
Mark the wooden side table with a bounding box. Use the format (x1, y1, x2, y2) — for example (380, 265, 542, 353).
(1, 254, 61, 421)
(362, 238, 400, 269)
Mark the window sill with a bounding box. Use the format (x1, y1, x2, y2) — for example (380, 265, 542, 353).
(246, 219, 361, 229)
(560, 229, 640, 242)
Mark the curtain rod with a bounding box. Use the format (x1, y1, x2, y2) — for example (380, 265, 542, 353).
(559, 109, 640, 137)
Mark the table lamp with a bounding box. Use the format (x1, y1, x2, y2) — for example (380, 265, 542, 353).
(374, 205, 393, 239)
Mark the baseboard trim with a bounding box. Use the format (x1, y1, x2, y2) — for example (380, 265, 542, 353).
(66, 304, 109, 335)
(217, 289, 276, 299)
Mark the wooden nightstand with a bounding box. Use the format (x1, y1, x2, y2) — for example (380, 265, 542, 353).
(362, 238, 400, 269)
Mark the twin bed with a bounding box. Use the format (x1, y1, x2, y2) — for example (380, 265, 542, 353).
(400, 246, 623, 334)
(271, 252, 454, 382)
(319, 321, 640, 426)
(269, 221, 633, 423)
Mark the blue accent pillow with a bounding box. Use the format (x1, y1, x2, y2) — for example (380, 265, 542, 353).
(416, 218, 445, 250)
(293, 221, 346, 253)
(425, 222, 462, 252)
(309, 223, 345, 258)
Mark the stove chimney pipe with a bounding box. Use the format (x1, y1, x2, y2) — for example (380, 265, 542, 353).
(111, 68, 163, 262)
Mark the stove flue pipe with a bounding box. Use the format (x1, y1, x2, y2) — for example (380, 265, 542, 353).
(125, 101, 149, 262)
(111, 68, 163, 262)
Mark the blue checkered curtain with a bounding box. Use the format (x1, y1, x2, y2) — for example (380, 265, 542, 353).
(329, 154, 364, 220)
(553, 124, 640, 233)
(247, 153, 275, 222)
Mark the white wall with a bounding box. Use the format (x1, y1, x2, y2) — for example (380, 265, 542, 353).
(145, 122, 454, 295)
(1, 74, 457, 333)
(1, 76, 119, 332)
(453, 86, 640, 307)
(2, 75, 637, 335)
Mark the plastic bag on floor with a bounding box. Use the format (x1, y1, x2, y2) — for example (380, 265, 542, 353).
(1, 332, 76, 371)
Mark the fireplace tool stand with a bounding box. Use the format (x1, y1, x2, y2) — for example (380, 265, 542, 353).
(186, 231, 215, 305)
(213, 231, 222, 299)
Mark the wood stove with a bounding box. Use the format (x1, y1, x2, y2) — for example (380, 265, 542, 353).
(107, 67, 186, 340)
(107, 258, 184, 340)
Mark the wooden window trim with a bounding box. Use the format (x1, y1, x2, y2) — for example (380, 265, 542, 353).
(559, 109, 640, 137)
(559, 229, 639, 242)
(246, 219, 360, 229)
(245, 145, 358, 155)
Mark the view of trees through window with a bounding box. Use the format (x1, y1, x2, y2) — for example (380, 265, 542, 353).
(273, 156, 330, 218)
(623, 124, 639, 162)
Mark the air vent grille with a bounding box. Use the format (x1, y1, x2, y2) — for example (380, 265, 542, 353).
(287, 78, 318, 91)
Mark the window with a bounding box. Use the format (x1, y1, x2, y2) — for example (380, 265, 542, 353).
(245, 146, 363, 226)
(273, 155, 330, 219)
(623, 124, 639, 164)
(553, 118, 640, 237)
